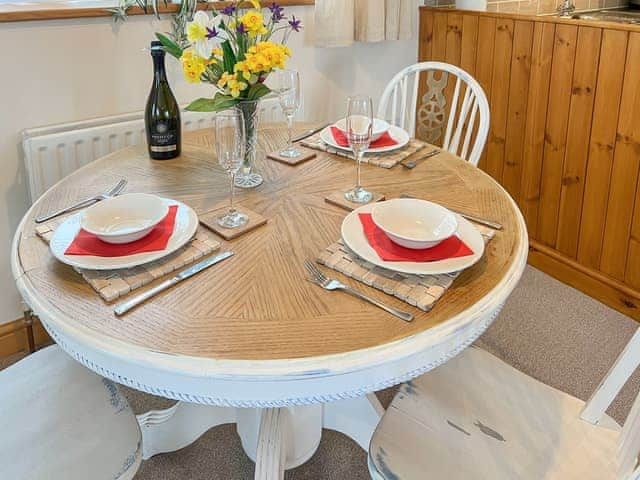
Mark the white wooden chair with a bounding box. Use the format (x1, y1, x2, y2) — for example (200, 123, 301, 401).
(369, 329, 640, 480)
(0, 345, 142, 480)
(377, 61, 490, 166)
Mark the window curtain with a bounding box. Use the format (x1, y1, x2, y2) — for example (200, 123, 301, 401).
(314, 0, 415, 48)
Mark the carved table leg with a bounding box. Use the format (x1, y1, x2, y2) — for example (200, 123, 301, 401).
(323, 393, 385, 450)
(254, 408, 287, 480)
(135, 394, 384, 471)
(237, 405, 323, 471)
(137, 402, 236, 459)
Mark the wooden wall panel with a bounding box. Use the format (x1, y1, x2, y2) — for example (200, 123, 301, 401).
(600, 33, 640, 280)
(502, 21, 534, 201)
(419, 8, 640, 321)
(444, 13, 464, 127)
(520, 22, 555, 233)
(537, 24, 577, 246)
(474, 17, 497, 171)
(432, 12, 448, 61)
(485, 19, 514, 182)
(556, 26, 602, 258)
(460, 15, 479, 75)
(577, 30, 628, 269)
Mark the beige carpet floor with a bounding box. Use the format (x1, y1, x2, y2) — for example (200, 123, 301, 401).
(116, 266, 640, 479)
(3, 266, 638, 478)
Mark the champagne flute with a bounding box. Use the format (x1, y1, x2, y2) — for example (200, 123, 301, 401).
(272, 69, 302, 158)
(216, 109, 249, 229)
(344, 95, 374, 203)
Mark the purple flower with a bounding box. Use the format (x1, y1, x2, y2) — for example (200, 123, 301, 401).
(236, 22, 247, 34)
(269, 2, 285, 22)
(288, 15, 302, 32)
(206, 26, 218, 39)
(221, 5, 235, 15)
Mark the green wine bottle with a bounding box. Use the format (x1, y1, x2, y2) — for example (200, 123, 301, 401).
(145, 40, 181, 160)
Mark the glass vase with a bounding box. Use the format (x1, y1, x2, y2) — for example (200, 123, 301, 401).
(234, 99, 264, 189)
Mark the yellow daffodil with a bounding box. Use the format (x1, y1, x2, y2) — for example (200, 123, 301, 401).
(234, 61, 253, 81)
(241, 42, 291, 75)
(217, 72, 248, 98)
(180, 49, 207, 84)
(239, 10, 268, 36)
(248, 0, 261, 8)
(228, 79, 248, 98)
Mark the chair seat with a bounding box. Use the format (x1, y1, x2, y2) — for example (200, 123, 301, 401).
(0, 345, 142, 480)
(369, 347, 621, 480)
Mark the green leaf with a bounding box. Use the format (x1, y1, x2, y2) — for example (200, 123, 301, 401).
(155, 33, 183, 59)
(185, 94, 239, 112)
(221, 40, 237, 74)
(246, 83, 271, 101)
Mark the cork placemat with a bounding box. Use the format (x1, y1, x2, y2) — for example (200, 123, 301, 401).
(35, 220, 221, 302)
(325, 191, 386, 211)
(199, 206, 268, 240)
(317, 223, 496, 312)
(301, 133, 428, 169)
(267, 147, 317, 165)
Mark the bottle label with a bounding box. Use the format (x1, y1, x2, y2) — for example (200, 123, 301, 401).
(150, 121, 178, 152)
(150, 144, 177, 152)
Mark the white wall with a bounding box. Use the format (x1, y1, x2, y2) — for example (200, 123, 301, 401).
(0, 5, 418, 325)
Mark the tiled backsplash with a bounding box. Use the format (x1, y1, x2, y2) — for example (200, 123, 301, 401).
(425, 0, 627, 14)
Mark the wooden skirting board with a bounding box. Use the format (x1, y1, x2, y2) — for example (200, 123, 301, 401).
(529, 240, 640, 321)
(0, 316, 52, 360)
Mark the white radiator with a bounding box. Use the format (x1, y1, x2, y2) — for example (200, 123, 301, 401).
(22, 97, 284, 203)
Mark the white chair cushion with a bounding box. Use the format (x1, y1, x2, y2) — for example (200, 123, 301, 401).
(369, 346, 621, 480)
(0, 345, 141, 480)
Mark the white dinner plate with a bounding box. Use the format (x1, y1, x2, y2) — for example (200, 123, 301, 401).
(50, 198, 198, 271)
(320, 124, 410, 154)
(341, 202, 486, 276)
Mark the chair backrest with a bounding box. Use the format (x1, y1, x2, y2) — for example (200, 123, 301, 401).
(377, 61, 490, 166)
(580, 328, 640, 479)
(22, 97, 283, 203)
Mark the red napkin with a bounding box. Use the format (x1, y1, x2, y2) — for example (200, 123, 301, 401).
(358, 213, 473, 262)
(64, 205, 178, 257)
(330, 126, 399, 149)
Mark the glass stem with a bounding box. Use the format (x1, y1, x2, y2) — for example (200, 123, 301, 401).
(286, 114, 294, 151)
(355, 150, 362, 190)
(229, 173, 236, 215)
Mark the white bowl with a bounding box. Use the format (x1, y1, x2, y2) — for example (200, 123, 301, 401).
(81, 193, 169, 244)
(334, 117, 390, 142)
(371, 199, 458, 249)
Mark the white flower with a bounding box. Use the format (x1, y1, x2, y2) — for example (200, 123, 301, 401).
(186, 11, 219, 59)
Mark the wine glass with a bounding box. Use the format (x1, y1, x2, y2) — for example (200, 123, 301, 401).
(272, 69, 302, 158)
(344, 95, 374, 203)
(215, 109, 249, 229)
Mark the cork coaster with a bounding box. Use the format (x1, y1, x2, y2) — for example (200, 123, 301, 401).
(317, 223, 496, 312)
(200, 206, 267, 240)
(325, 191, 386, 212)
(267, 147, 317, 166)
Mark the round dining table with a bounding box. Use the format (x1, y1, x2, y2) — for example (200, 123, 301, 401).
(11, 123, 528, 479)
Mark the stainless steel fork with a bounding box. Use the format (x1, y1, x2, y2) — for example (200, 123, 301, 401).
(35, 179, 128, 224)
(304, 260, 414, 322)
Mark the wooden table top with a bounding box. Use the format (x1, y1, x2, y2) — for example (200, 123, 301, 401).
(14, 123, 526, 361)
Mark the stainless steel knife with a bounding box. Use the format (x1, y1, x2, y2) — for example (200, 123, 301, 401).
(292, 123, 331, 143)
(114, 251, 234, 316)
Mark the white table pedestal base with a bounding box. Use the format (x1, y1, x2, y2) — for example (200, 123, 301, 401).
(137, 394, 384, 479)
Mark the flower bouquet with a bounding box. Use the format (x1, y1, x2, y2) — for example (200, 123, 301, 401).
(156, 0, 302, 187)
